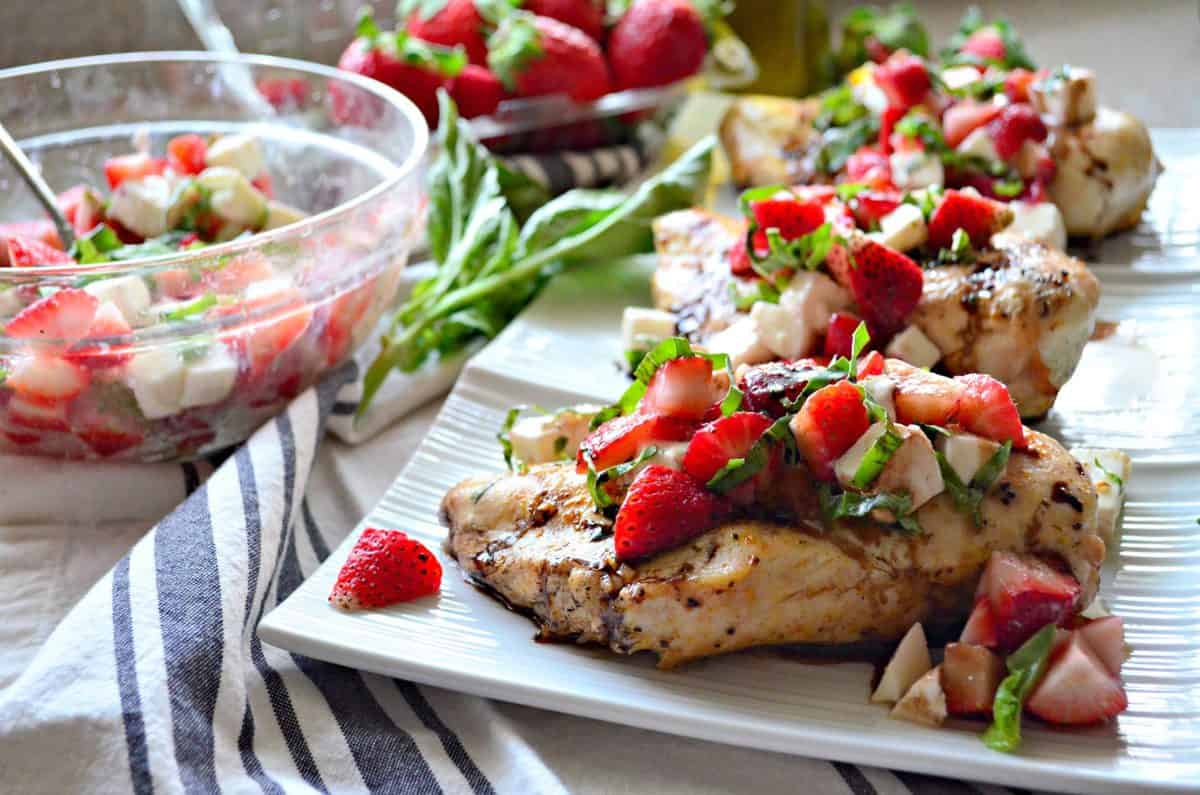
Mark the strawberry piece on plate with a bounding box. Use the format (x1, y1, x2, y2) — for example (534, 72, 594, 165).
(960, 597, 999, 647)
(927, 189, 1013, 250)
(856, 350, 885, 379)
(1003, 68, 1039, 103)
(977, 551, 1080, 653)
(6, 288, 99, 349)
(961, 27, 1006, 61)
(70, 302, 135, 369)
(7, 393, 71, 432)
(329, 527, 442, 610)
(1077, 616, 1129, 677)
(5, 235, 75, 267)
(790, 380, 871, 481)
(838, 239, 923, 337)
(943, 99, 1002, 147)
(1026, 632, 1128, 725)
(613, 465, 733, 562)
(942, 642, 1005, 716)
(641, 356, 724, 420)
(683, 412, 773, 484)
(750, 197, 826, 240)
(850, 190, 902, 229)
(874, 53, 931, 110)
(576, 411, 696, 473)
(953, 373, 1025, 447)
(823, 311, 864, 359)
(987, 103, 1048, 161)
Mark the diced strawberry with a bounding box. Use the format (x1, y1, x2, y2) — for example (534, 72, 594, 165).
(838, 239, 923, 337)
(850, 190, 902, 230)
(942, 642, 1005, 716)
(987, 103, 1048, 161)
(70, 302, 135, 369)
(750, 198, 825, 240)
(954, 373, 1025, 447)
(329, 527, 442, 610)
(6, 354, 90, 404)
(856, 350, 885, 379)
(978, 551, 1080, 653)
(57, 185, 104, 235)
(729, 232, 755, 277)
(1026, 632, 1128, 725)
(961, 27, 1006, 62)
(1077, 616, 1128, 677)
(942, 99, 1002, 147)
(74, 405, 144, 457)
(844, 146, 892, 187)
(7, 394, 70, 432)
(5, 288, 99, 349)
(167, 134, 208, 175)
(927, 189, 1012, 249)
(224, 292, 314, 379)
(874, 53, 931, 110)
(613, 465, 733, 562)
(257, 76, 310, 109)
(641, 356, 724, 420)
(792, 185, 838, 204)
(103, 152, 167, 190)
(1003, 68, 1038, 103)
(251, 173, 274, 198)
(738, 359, 828, 418)
(790, 380, 870, 481)
(892, 367, 965, 426)
(682, 412, 773, 484)
(866, 36, 891, 64)
(203, 252, 275, 294)
(0, 221, 64, 266)
(960, 597, 998, 647)
(576, 411, 696, 473)
(5, 235, 75, 268)
(823, 311, 863, 359)
(878, 105, 905, 154)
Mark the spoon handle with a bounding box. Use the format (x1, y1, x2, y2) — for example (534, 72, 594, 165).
(0, 121, 75, 250)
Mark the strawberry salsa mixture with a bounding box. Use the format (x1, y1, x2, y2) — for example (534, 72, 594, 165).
(0, 134, 390, 460)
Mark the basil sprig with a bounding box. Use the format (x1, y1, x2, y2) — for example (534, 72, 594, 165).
(851, 425, 904, 489)
(819, 486, 922, 536)
(706, 415, 798, 494)
(936, 439, 1012, 526)
(983, 624, 1056, 752)
(585, 446, 660, 510)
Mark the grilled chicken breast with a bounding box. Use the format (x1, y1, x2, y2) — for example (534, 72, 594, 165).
(443, 427, 1103, 669)
(651, 208, 1099, 418)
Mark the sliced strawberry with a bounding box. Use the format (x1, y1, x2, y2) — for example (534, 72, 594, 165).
(329, 527, 442, 610)
(792, 185, 838, 204)
(682, 412, 773, 484)
(1003, 68, 1039, 103)
(103, 152, 167, 190)
(850, 190, 902, 230)
(203, 252, 276, 294)
(70, 302, 135, 369)
(750, 198, 825, 240)
(839, 239, 923, 337)
(954, 373, 1025, 447)
(987, 103, 1048, 161)
(6, 288, 99, 349)
(823, 311, 863, 359)
(167, 134, 208, 175)
(5, 235, 75, 267)
(942, 99, 1002, 147)
(942, 642, 1005, 716)
(251, 173, 274, 198)
(790, 380, 870, 481)
(7, 394, 70, 432)
(978, 551, 1080, 653)
(223, 292, 314, 379)
(961, 27, 1006, 61)
(576, 411, 696, 473)
(878, 105, 905, 154)
(1026, 632, 1128, 725)
(892, 367, 965, 426)
(729, 234, 755, 277)
(1077, 616, 1128, 677)
(927, 189, 1011, 249)
(960, 597, 998, 647)
(74, 404, 144, 457)
(641, 356, 723, 420)
(844, 146, 892, 188)
(856, 350, 885, 379)
(874, 53, 930, 110)
(613, 465, 733, 562)
(6, 354, 90, 404)
(0, 221, 64, 266)
(57, 185, 104, 235)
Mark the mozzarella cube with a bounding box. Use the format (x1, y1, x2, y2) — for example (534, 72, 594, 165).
(205, 133, 265, 179)
(509, 405, 601, 466)
(833, 422, 889, 489)
(126, 348, 187, 419)
(84, 275, 152, 323)
(1000, 200, 1068, 251)
(197, 167, 268, 229)
(1071, 447, 1131, 548)
(956, 127, 1000, 162)
(873, 203, 928, 252)
(891, 666, 947, 727)
(889, 150, 944, 190)
(263, 200, 307, 231)
(645, 440, 690, 472)
(941, 65, 983, 91)
(107, 175, 171, 238)
(750, 301, 808, 360)
(180, 343, 239, 409)
(753, 271, 850, 360)
(885, 325, 941, 369)
(874, 425, 944, 510)
(703, 315, 771, 370)
(860, 375, 897, 421)
(872, 623, 932, 703)
(1032, 66, 1097, 126)
(936, 432, 1001, 485)
(622, 307, 677, 353)
(243, 276, 294, 302)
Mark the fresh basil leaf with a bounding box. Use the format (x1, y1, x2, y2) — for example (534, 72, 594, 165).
(937, 227, 976, 264)
(983, 624, 1056, 752)
(820, 486, 923, 535)
(1094, 457, 1124, 489)
(815, 84, 869, 130)
(903, 186, 942, 220)
(835, 182, 870, 202)
(586, 445, 660, 510)
(738, 184, 789, 218)
(935, 439, 1011, 525)
(992, 178, 1024, 198)
(851, 425, 903, 489)
(728, 279, 781, 311)
(707, 414, 797, 493)
(159, 292, 216, 322)
(815, 116, 880, 175)
(849, 321, 870, 376)
(749, 223, 836, 280)
(831, 4, 929, 77)
(497, 405, 526, 471)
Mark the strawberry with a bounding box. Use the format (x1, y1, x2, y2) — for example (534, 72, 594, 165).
(6, 288, 99, 349)
(750, 197, 825, 240)
(613, 465, 733, 562)
(823, 311, 863, 359)
(223, 292, 315, 380)
(251, 173, 274, 198)
(878, 105, 905, 154)
(447, 64, 506, 118)
(856, 350, 885, 379)
(873, 53, 930, 111)
(57, 185, 104, 236)
(960, 597, 998, 646)
(942, 99, 1002, 147)
(790, 380, 870, 481)
(525, 0, 605, 41)
(70, 302, 135, 369)
(1077, 616, 1128, 677)
(166, 134, 208, 175)
(1026, 632, 1128, 725)
(1003, 68, 1039, 103)
(977, 551, 1080, 653)
(6, 354, 90, 404)
(0, 221, 64, 267)
(489, 13, 611, 102)
(608, 0, 707, 90)
(833, 239, 923, 337)
(961, 27, 1006, 62)
(329, 527, 442, 610)
(953, 373, 1025, 447)
(641, 356, 724, 420)
(405, 0, 489, 66)
(256, 76, 311, 109)
(103, 152, 167, 190)
(728, 231, 755, 277)
(7, 394, 70, 432)
(203, 252, 275, 294)
(849, 190, 902, 230)
(74, 406, 144, 457)
(942, 642, 1005, 716)
(927, 189, 1012, 250)
(738, 358, 829, 417)
(576, 411, 696, 472)
(986, 103, 1048, 161)
(843, 146, 892, 188)
(3, 234, 75, 268)
(682, 412, 772, 484)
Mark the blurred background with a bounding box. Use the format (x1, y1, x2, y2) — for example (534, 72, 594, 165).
(2, 1, 1196, 126)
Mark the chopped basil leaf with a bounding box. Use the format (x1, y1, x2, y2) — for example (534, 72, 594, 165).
(814, 84, 869, 130)
(738, 184, 789, 218)
(178, 336, 215, 364)
(835, 182, 870, 202)
(903, 186, 942, 220)
(815, 116, 880, 175)
(936, 439, 1012, 525)
(747, 223, 836, 280)
(832, 5, 929, 78)
(983, 624, 1055, 752)
(918, 423, 952, 438)
(498, 405, 526, 471)
(623, 347, 648, 373)
(848, 321, 870, 376)
(728, 279, 780, 311)
(1094, 457, 1124, 489)
(973, 440, 1012, 491)
(585, 446, 659, 510)
(941, 10, 1036, 71)
(0, 366, 7, 385)
(69, 224, 122, 264)
(159, 292, 216, 322)
(819, 485, 922, 535)
(938, 227, 976, 264)
(851, 425, 904, 489)
(992, 178, 1025, 198)
(708, 414, 798, 493)
(553, 436, 568, 458)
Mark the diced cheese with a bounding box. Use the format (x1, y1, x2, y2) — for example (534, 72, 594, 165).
(107, 175, 171, 238)
(833, 422, 889, 489)
(263, 200, 307, 231)
(860, 375, 897, 421)
(703, 315, 771, 370)
(956, 127, 1000, 162)
(751, 301, 807, 360)
(84, 275, 152, 323)
(204, 133, 265, 179)
(941, 65, 982, 91)
(644, 440, 690, 471)
(197, 167, 268, 228)
(872, 623, 932, 703)
(180, 343, 239, 409)
(885, 325, 941, 369)
(890, 666, 947, 727)
(874, 425, 944, 510)
(753, 271, 850, 360)
(935, 431, 1001, 484)
(873, 203, 927, 252)
(1032, 67, 1097, 126)
(621, 307, 677, 353)
(1000, 200, 1068, 251)
(1071, 447, 1131, 548)
(509, 405, 601, 466)
(126, 348, 188, 419)
(889, 150, 944, 190)
(243, 276, 294, 302)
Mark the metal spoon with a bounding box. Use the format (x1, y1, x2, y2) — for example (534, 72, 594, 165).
(0, 120, 74, 250)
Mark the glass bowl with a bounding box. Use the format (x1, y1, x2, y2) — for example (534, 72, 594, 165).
(0, 52, 428, 462)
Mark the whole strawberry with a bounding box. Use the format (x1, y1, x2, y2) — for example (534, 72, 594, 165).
(448, 64, 506, 118)
(404, 0, 490, 66)
(523, 0, 605, 41)
(607, 0, 708, 90)
(488, 12, 612, 102)
(329, 527, 443, 610)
